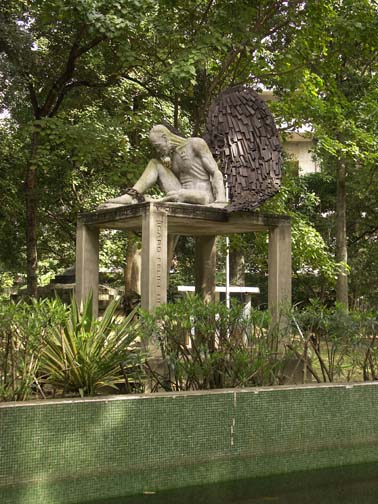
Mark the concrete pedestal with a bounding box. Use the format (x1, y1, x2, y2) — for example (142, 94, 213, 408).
(75, 202, 291, 325)
(141, 205, 168, 310)
(268, 221, 292, 328)
(75, 221, 99, 318)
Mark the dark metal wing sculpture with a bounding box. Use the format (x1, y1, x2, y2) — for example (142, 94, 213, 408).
(204, 85, 282, 211)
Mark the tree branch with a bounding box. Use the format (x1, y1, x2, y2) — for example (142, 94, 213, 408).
(27, 81, 41, 118)
(191, 0, 215, 39)
(49, 71, 170, 117)
(77, 36, 106, 57)
(204, 1, 305, 109)
(122, 75, 169, 99)
(349, 225, 378, 245)
(249, 63, 306, 81)
(44, 209, 76, 242)
(360, 55, 378, 77)
(41, 33, 107, 117)
(48, 78, 114, 117)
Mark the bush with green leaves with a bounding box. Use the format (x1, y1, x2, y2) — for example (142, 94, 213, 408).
(140, 296, 284, 391)
(39, 294, 143, 396)
(3, 293, 378, 401)
(0, 298, 69, 401)
(289, 300, 378, 383)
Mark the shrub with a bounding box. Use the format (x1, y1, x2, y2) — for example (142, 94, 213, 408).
(140, 296, 283, 391)
(39, 294, 143, 396)
(0, 298, 69, 400)
(289, 300, 378, 382)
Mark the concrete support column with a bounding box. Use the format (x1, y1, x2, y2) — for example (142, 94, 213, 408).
(268, 222, 292, 328)
(141, 204, 168, 311)
(75, 220, 99, 318)
(195, 236, 217, 303)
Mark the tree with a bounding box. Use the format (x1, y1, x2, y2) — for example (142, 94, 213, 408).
(1, 0, 355, 306)
(268, 0, 378, 309)
(0, 0, 155, 295)
(0, 118, 26, 275)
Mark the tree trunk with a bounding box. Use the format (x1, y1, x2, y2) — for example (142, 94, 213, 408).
(25, 131, 40, 297)
(230, 249, 245, 286)
(173, 94, 179, 129)
(335, 159, 348, 308)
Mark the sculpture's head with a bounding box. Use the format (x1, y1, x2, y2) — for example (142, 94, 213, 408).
(149, 125, 185, 155)
(149, 125, 171, 155)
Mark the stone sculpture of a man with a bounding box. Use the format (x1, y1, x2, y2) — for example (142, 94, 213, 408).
(99, 125, 226, 209)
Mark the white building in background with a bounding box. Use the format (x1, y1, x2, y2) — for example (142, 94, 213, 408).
(283, 131, 320, 175)
(262, 90, 319, 175)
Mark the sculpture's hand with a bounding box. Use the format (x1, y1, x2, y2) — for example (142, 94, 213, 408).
(208, 200, 228, 209)
(159, 191, 180, 202)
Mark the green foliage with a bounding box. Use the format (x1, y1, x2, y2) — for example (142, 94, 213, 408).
(0, 297, 69, 401)
(0, 118, 27, 273)
(141, 298, 378, 391)
(140, 296, 283, 391)
(39, 294, 143, 396)
(0, 272, 14, 292)
(269, 1, 378, 306)
(0, 295, 143, 400)
(2, 294, 378, 401)
(233, 168, 340, 303)
(1, 0, 378, 307)
(290, 300, 378, 383)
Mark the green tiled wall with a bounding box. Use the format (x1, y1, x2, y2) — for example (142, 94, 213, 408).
(1, 383, 378, 503)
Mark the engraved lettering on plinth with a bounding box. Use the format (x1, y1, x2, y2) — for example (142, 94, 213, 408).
(141, 205, 168, 311)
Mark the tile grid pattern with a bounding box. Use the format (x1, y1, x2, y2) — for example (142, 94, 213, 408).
(1, 384, 378, 503)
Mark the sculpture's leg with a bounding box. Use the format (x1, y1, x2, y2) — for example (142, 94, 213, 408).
(195, 236, 217, 303)
(75, 220, 99, 318)
(134, 159, 181, 194)
(268, 222, 292, 330)
(100, 160, 182, 209)
(141, 204, 168, 311)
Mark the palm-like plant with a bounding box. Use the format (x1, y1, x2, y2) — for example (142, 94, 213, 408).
(40, 294, 143, 396)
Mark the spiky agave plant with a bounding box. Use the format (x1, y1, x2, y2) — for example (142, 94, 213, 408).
(40, 294, 143, 396)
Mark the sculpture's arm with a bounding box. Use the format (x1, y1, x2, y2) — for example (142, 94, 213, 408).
(193, 139, 226, 202)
